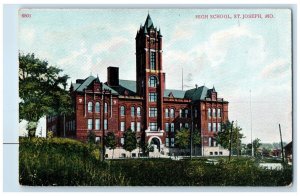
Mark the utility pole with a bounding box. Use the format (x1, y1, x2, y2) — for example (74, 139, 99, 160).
(228, 121, 234, 161)
(279, 124, 285, 163)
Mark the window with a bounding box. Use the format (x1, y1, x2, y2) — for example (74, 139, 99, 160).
(88, 102, 93, 112)
(132, 153, 136, 158)
(104, 103, 108, 113)
(95, 102, 100, 113)
(88, 119, 93, 130)
(217, 123, 221, 132)
(149, 92, 157, 102)
(149, 107, 157, 117)
(179, 109, 183, 118)
(121, 137, 124, 145)
(150, 51, 156, 70)
(131, 122, 135, 132)
(209, 137, 215, 147)
(185, 123, 189, 129)
(180, 123, 182, 129)
(120, 122, 125, 132)
(131, 106, 135, 116)
(165, 138, 169, 147)
(165, 123, 169, 132)
(215, 152, 218, 155)
(137, 107, 141, 116)
(171, 123, 175, 132)
(210, 152, 213, 155)
(194, 109, 197, 118)
(213, 123, 216, 132)
(104, 119, 107, 130)
(149, 122, 157, 131)
(170, 109, 175, 118)
(171, 138, 175, 147)
(185, 109, 188, 118)
(213, 108, 216, 118)
(149, 76, 157, 87)
(95, 119, 100, 130)
(120, 106, 125, 116)
(208, 108, 211, 118)
(165, 108, 169, 118)
(219, 151, 223, 155)
(137, 122, 141, 132)
(208, 123, 212, 132)
(218, 108, 221, 118)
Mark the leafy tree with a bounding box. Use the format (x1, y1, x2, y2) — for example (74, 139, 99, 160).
(175, 128, 190, 149)
(19, 53, 70, 136)
(215, 121, 244, 155)
(123, 128, 137, 157)
(105, 132, 117, 159)
(245, 138, 262, 157)
(175, 128, 201, 156)
(192, 129, 201, 155)
(253, 138, 262, 157)
(87, 130, 96, 144)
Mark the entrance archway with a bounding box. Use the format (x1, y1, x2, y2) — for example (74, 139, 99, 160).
(148, 137, 161, 152)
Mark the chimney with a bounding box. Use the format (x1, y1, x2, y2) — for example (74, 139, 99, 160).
(107, 66, 119, 86)
(195, 84, 198, 89)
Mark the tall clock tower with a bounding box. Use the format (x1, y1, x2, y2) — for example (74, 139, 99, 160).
(135, 14, 165, 134)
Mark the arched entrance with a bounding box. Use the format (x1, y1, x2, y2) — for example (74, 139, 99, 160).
(148, 137, 161, 152)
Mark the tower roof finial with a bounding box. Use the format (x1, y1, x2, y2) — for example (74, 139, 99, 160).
(144, 12, 154, 29)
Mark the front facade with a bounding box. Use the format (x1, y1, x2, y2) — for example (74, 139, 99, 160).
(47, 14, 229, 157)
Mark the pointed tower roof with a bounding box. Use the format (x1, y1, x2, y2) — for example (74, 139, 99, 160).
(144, 13, 154, 29)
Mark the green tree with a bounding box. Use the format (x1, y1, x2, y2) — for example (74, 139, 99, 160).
(175, 128, 190, 150)
(19, 53, 70, 136)
(192, 129, 201, 155)
(215, 121, 244, 156)
(123, 128, 137, 157)
(245, 138, 262, 157)
(87, 130, 96, 144)
(105, 132, 117, 159)
(175, 128, 201, 156)
(253, 138, 262, 157)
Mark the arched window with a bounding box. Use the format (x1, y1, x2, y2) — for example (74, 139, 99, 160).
(149, 76, 157, 87)
(95, 102, 100, 113)
(165, 108, 169, 118)
(88, 102, 93, 112)
(179, 109, 183, 118)
(137, 107, 141, 116)
(131, 106, 135, 116)
(170, 108, 175, 118)
(104, 103, 108, 113)
(120, 106, 125, 116)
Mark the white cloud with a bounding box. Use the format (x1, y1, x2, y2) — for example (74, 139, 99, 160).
(19, 27, 36, 46)
(261, 59, 290, 79)
(92, 36, 130, 54)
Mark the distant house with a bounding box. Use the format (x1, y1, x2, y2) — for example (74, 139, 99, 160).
(284, 141, 292, 164)
(272, 149, 282, 157)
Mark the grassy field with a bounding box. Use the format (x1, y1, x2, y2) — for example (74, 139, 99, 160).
(19, 137, 292, 186)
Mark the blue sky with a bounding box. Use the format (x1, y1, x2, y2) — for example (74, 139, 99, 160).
(19, 9, 292, 143)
